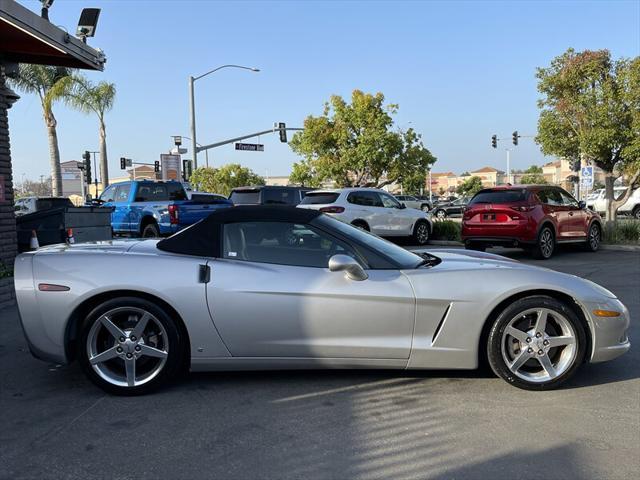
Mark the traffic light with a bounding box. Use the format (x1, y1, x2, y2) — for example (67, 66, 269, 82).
(120, 157, 126, 170)
(82, 151, 92, 184)
(154, 161, 160, 173)
(491, 135, 497, 148)
(182, 159, 192, 181)
(278, 122, 287, 143)
(512, 131, 519, 146)
(571, 159, 581, 172)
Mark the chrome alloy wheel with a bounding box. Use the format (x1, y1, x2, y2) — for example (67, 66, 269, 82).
(416, 223, 429, 244)
(501, 308, 577, 383)
(436, 210, 446, 219)
(86, 306, 169, 387)
(589, 224, 600, 250)
(539, 229, 554, 258)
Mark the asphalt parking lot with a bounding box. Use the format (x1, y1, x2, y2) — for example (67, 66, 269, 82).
(1, 248, 638, 480)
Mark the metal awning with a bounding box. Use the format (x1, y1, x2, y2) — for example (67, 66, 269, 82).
(0, 0, 104, 70)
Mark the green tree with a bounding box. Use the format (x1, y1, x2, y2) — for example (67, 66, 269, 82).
(289, 162, 322, 188)
(190, 164, 264, 196)
(52, 74, 116, 188)
(536, 49, 639, 222)
(456, 176, 483, 196)
(289, 90, 436, 188)
(520, 165, 548, 184)
(10, 65, 70, 196)
(401, 171, 428, 195)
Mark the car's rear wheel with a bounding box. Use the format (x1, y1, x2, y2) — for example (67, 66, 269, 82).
(435, 209, 447, 219)
(531, 226, 555, 259)
(413, 221, 430, 245)
(421, 204, 430, 212)
(584, 223, 601, 252)
(78, 297, 184, 395)
(141, 222, 160, 238)
(632, 206, 640, 219)
(487, 295, 586, 390)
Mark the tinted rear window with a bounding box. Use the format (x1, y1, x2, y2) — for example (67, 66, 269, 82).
(300, 192, 340, 205)
(35, 198, 73, 210)
(470, 189, 528, 205)
(230, 190, 261, 204)
(263, 189, 296, 205)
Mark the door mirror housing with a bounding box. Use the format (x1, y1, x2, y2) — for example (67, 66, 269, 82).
(398, 203, 406, 209)
(328, 254, 368, 281)
(578, 200, 586, 209)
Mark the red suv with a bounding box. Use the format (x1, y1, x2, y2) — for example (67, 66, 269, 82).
(461, 185, 602, 259)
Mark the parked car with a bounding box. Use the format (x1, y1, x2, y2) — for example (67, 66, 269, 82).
(461, 185, 603, 259)
(395, 194, 431, 211)
(94, 180, 232, 238)
(14, 205, 630, 394)
(229, 186, 311, 206)
(432, 197, 469, 219)
(14, 196, 73, 216)
(586, 187, 640, 219)
(297, 188, 432, 245)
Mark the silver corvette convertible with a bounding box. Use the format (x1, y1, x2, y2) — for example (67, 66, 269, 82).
(15, 206, 630, 394)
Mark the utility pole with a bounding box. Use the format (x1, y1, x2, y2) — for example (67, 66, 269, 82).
(506, 149, 511, 185)
(188, 75, 197, 169)
(428, 169, 432, 203)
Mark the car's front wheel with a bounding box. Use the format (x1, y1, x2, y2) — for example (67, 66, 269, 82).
(487, 295, 586, 390)
(584, 223, 601, 252)
(435, 209, 447, 219)
(78, 297, 185, 395)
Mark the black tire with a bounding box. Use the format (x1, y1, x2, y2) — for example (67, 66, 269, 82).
(412, 220, 430, 245)
(531, 225, 555, 259)
(435, 209, 447, 219)
(141, 222, 160, 238)
(421, 204, 430, 212)
(351, 220, 370, 231)
(78, 297, 185, 395)
(584, 222, 601, 252)
(465, 243, 486, 252)
(487, 295, 587, 390)
(633, 206, 640, 220)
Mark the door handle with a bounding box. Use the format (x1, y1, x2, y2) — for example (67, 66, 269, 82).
(568, 212, 574, 216)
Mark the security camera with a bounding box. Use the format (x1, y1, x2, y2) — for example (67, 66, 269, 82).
(76, 8, 101, 42)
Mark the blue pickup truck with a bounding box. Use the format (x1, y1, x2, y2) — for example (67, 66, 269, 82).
(96, 180, 231, 237)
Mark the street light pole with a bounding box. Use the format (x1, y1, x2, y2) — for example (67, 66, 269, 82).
(188, 64, 259, 169)
(505, 149, 511, 185)
(188, 76, 197, 169)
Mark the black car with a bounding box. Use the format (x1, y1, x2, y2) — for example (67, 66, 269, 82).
(433, 197, 470, 219)
(229, 186, 312, 206)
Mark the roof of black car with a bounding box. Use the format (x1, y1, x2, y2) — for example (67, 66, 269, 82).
(157, 206, 321, 256)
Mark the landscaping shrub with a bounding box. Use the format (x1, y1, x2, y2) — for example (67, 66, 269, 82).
(604, 220, 640, 245)
(432, 220, 461, 241)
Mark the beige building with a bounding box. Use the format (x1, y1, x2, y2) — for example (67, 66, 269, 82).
(470, 166, 506, 187)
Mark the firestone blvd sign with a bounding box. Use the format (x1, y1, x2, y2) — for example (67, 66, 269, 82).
(235, 143, 264, 152)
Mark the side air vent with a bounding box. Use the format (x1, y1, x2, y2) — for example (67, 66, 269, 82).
(432, 303, 452, 345)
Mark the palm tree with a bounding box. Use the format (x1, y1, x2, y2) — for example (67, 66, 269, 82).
(10, 65, 70, 196)
(52, 75, 116, 188)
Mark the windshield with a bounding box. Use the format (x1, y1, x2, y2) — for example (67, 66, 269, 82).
(470, 189, 527, 204)
(316, 215, 424, 268)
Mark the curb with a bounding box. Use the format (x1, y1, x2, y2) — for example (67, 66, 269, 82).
(600, 244, 640, 252)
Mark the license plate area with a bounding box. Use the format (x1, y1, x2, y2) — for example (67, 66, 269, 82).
(482, 213, 496, 221)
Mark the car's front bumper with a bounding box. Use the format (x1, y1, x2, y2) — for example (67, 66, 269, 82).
(583, 298, 631, 363)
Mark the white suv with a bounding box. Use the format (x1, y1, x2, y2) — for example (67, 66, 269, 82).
(297, 188, 433, 245)
(587, 187, 640, 219)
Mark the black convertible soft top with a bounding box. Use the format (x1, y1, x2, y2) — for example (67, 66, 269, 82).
(157, 205, 321, 257)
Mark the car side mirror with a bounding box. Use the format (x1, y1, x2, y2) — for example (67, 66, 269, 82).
(328, 254, 368, 281)
(398, 203, 406, 209)
(578, 200, 586, 209)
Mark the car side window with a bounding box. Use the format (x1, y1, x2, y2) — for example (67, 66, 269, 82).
(379, 193, 401, 208)
(114, 184, 131, 202)
(347, 191, 382, 207)
(559, 189, 579, 208)
(222, 221, 359, 268)
(539, 188, 562, 206)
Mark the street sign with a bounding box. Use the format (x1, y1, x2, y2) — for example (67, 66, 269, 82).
(160, 154, 181, 181)
(581, 166, 593, 189)
(235, 143, 264, 152)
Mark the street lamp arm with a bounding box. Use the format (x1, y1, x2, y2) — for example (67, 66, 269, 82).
(193, 64, 260, 81)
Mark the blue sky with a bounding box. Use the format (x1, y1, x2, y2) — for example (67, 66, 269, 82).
(10, 0, 640, 182)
